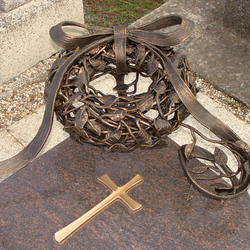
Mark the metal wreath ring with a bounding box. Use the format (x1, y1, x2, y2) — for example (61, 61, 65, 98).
(45, 41, 196, 151)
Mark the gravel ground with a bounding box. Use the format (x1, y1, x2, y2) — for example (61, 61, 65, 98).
(0, 53, 59, 130)
(196, 78, 250, 123)
(0, 53, 249, 131)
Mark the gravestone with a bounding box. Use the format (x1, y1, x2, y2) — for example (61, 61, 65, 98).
(0, 0, 84, 84)
(1, 138, 250, 249)
(0, 0, 31, 12)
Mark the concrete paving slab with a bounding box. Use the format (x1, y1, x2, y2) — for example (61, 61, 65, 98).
(223, 0, 250, 40)
(0, 128, 24, 182)
(0, 130, 24, 161)
(6, 106, 69, 156)
(133, 0, 250, 108)
(0, 105, 69, 180)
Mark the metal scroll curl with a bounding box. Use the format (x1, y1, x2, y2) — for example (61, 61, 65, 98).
(0, 15, 250, 200)
(178, 124, 250, 199)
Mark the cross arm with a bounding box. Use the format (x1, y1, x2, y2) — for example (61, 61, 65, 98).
(97, 174, 118, 192)
(119, 193, 142, 212)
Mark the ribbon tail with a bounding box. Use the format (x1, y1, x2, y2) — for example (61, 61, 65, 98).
(0, 52, 76, 177)
(162, 57, 250, 199)
(163, 57, 240, 142)
(0, 36, 114, 178)
(0, 117, 54, 177)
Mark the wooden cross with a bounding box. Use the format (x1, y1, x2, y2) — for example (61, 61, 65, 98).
(54, 174, 143, 244)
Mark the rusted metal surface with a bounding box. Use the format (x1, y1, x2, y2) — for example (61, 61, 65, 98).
(0, 15, 249, 200)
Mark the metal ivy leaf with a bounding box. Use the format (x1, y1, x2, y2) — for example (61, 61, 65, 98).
(110, 143, 128, 151)
(75, 108, 88, 129)
(153, 81, 166, 95)
(105, 130, 122, 144)
(135, 44, 146, 62)
(243, 161, 250, 174)
(126, 45, 135, 55)
(138, 128, 152, 145)
(154, 117, 172, 134)
(214, 186, 234, 195)
(214, 147, 228, 166)
(108, 110, 126, 121)
(235, 140, 250, 153)
(67, 92, 82, 104)
(188, 161, 209, 174)
(102, 51, 115, 60)
(184, 144, 194, 160)
(89, 58, 106, 71)
(71, 126, 89, 140)
(169, 90, 181, 103)
(137, 94, 154, 112)
(169, 53, 185, 68)
(64, 120, 74, 129)
(79, 128, 89, 140)
(88, 47, 100, 55)
(71, 127, 88, 141)
(86, 120, 101, 136)
(96, 95, 116, 106)
(183, 184, 195, 201)
(75, 67, 89, 88)
(147, 55, 159, 76)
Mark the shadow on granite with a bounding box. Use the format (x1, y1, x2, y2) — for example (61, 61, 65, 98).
(1, 137, 250, 249)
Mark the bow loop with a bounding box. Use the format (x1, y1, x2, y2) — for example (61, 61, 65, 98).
(49, 21, 113, 49)
(128, 14, 194, 47)
(49, 15, 195, 50)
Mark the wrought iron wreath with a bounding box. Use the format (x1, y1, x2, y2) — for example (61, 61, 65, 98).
(1, 15, 250, 200)
(45, 37, 196, 151)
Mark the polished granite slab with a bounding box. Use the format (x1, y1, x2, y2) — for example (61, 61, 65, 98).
(1, 137, 250, 249)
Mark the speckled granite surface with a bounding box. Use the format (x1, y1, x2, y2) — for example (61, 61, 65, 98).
(1, 138, 250, 250)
